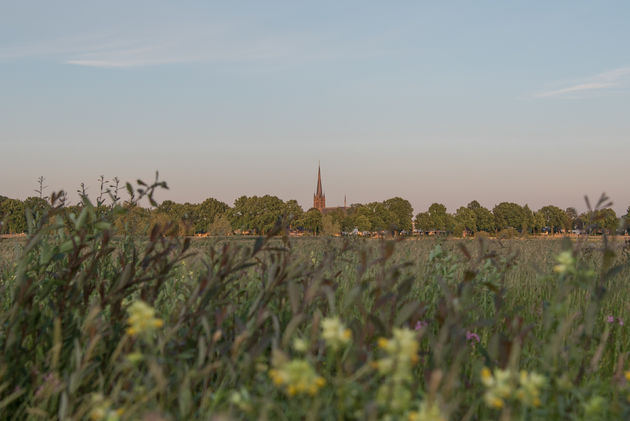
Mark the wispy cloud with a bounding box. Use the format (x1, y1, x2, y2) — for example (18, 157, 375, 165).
(534, 67, 630, 98)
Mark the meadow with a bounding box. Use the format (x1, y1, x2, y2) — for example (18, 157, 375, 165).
(1, 195, 630, 420)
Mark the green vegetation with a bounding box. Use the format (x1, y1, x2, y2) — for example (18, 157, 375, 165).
(2, 177, 630, 419)
(4, 177, 628, 237)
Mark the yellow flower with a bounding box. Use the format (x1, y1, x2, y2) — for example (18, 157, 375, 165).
(553, 251, 575, 274)
(408, 400, 447, 421)
(126, 300, 164, 337)
(625, 370, 630, 382)
(321, 317, 352, 350)
(374, 328, 419, 382)
(516, 370, 546, 407)
(481, 367, 515, 409)
(268, 359, 325, 396)
(89, 393, 122, 421)
(481, 367, 546, 409)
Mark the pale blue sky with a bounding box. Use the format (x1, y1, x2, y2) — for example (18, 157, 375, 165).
(2, 1, 629, 214)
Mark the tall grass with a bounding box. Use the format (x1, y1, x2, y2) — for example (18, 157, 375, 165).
(1, 181, 630, 420)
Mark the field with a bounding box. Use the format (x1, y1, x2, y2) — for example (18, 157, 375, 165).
(2, 216, 630, 420)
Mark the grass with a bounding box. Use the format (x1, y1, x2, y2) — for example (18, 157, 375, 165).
(1, 195, 630, 420)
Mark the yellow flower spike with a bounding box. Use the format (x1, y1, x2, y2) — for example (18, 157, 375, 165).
(126, 300, 163, 337)
(377, 338, 389, 349)
(625, 371, 630, 382)
(321, 317, 352, 349)
(269, 359, 325, 397)
(492, 398, 504, 408)
(481, 367, 492, 382)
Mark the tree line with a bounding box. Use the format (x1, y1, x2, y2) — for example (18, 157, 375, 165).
(1, 179, 628, 236)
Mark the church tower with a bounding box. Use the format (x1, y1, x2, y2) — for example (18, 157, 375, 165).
(313, 164, 326, 210)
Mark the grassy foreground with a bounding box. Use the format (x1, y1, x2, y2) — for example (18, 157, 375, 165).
(1, 198, 630, 420)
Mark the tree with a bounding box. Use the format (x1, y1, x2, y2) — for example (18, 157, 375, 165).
(565, 207, 578, 231)
(355, 215, 371, 232)
(428, 203, 449, 231)
(455, 206, 476, 234)
(301, 208, 323, 234)
(114, 203, 151, 235)
(383, 197, 413, 233)
(531, 211, 545, 234)
(284, 199, 304, 230)
(538, 205, 568, 234)
(208, 213, 232, 236)
(229, 195, 286, 234)
(493, 202, 526, 232)
(194, 198, 229, 233)
(0, 198, 26, 234)
(473, 207, 496, 232)
(594, 208, 618, 234)
(414, 212, 432, 232)
(322, 214, 341, 236)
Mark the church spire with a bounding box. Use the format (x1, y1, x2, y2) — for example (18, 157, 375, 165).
(313, 163, 326, 210)
(316, 163, 323, 196)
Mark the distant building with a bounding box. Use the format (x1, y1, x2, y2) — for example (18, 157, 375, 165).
(312, 164, 346, 214)
(313, 164, 326, 210)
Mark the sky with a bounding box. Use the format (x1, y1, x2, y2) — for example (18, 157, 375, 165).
(1, 1, 629, 215)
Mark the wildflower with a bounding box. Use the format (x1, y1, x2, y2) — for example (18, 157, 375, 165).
(482, 367, 546, 409)
(407, 400, 447, 421)
(293, 337, 309, 353)
(481, 367, 514, 409)
(619, 318, 624, 326)
(515, 370, 546, 407)
(374, 328, 420, 412)
(321, 317, 352, 350)
(90, 393, 124, 421)
(553, 251, 574, 274)
(624, 371, 630, 382)
(229, 388, 253, 412)
(415, 320, 428, 330)
(126, 352, 144, 364)
(583, 395, 605, 417)
(607, 315, 615, 323)
(466, 331, 480, 343)
(126, 300, 163, 337)
(268, 359, 326, 396)
(375, 329, 419, 377)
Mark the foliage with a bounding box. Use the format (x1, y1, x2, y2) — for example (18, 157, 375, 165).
(2, 178, 630, 419)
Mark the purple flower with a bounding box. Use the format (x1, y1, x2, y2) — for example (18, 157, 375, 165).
(466, 331, 480, 343)
(619, 318, 624, 326)
(415, 320, 428, 330)
(607, 315, 615, 323)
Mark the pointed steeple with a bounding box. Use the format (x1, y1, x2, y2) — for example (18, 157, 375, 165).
(313, 163, 326, 210)
(316, 163, 323, 196)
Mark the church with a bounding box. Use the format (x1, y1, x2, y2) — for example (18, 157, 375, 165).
(313, 164, 346, 213)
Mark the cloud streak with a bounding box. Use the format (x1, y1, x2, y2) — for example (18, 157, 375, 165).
(534, 67, 630, 98)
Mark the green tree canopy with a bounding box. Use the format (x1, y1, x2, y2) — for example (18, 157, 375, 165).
(493, 202, 527, 232)
(538, 205, 569, 234)
(414, 212, 432, 232)
(428, 203, 449, 231)
(455, 206, 476, 234)
(383, 197, 413, 233)
(301, 208, 323, 234)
